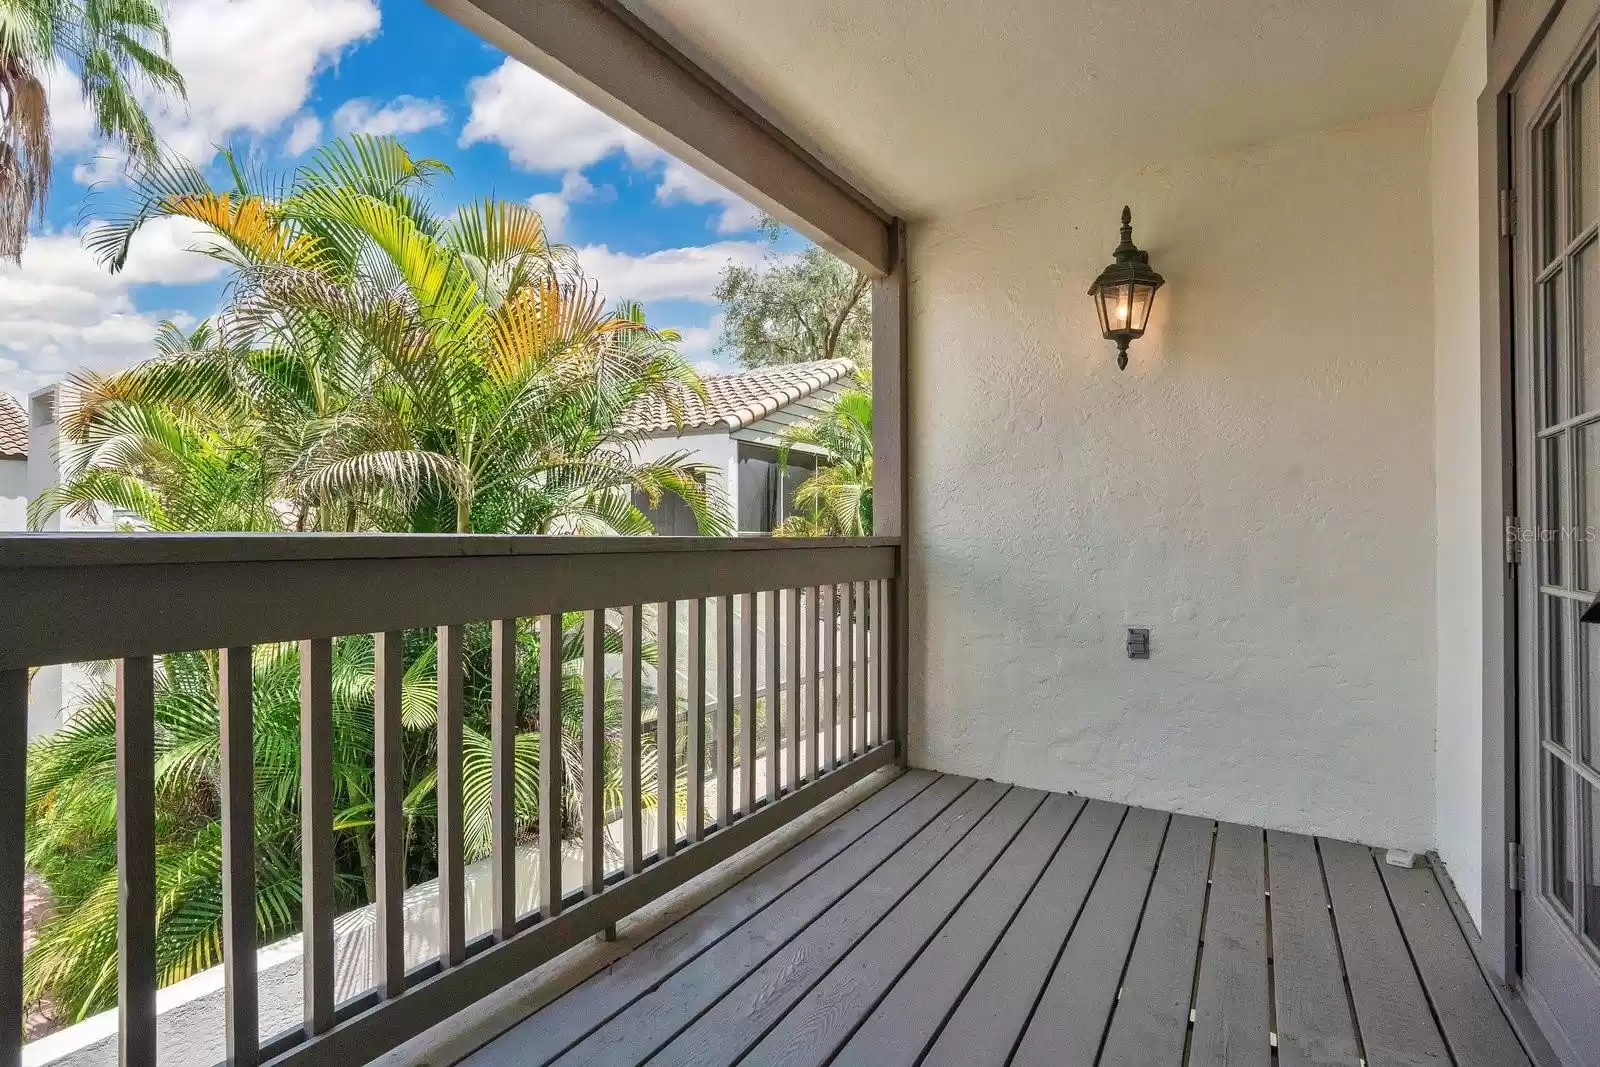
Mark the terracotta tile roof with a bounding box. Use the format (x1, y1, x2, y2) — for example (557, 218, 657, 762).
(621, 358, 858, 435)
(0, 394, 26, 459)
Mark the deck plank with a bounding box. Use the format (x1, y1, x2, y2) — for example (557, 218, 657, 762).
(832, 795, 1086, 1067)
(460, 769, 939, 1066)
(1319, 838, 1450, 1067)
(1009, 806, 1170, 1067)
(647, 782, 1029, 1067)
(1267, 830, 1361, 1067)
(1379, 861, 1531, 1067)
(920, 799, 1127, 1067)
(534, 773, 970, 1065)
(752, 790, 1069, 1067)
(1189, 822, 1270, 1067)
(545, 775, 991, 1066)
(455, 780, 1532, 1067)
(1097, 814, 1215, 1067)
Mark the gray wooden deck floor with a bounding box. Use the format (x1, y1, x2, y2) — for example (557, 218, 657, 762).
(458, 770, 1534, 1067)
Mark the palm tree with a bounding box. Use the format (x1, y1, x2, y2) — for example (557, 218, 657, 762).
(0, 0, 184, 259)
(35, 136, 730, 535)
(24, 617, 655, 1023)
(22, 135, 717, 1025)
(775, 376, 873, 537)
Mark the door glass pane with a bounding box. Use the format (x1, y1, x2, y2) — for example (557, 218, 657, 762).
(1582, 425, 1600, 588)
(1577, 65, 1599, 235)
(1581, 242, 1600, 413)
(1542, 275, 1572, 425)
(1550, 755, 1575, 910)
(1586, 614, 1600, 770)
(1546, 435, 1574, 586)
(1586, 782, 1600, 947)
(1550, 597, 1572, 749)
(1546, 113, 1565, 265)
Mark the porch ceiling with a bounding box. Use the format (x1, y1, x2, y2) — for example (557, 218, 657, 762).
(620, 0, 1473, 217)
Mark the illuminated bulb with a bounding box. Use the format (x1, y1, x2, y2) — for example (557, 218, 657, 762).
(1116, 304, 1129, 322)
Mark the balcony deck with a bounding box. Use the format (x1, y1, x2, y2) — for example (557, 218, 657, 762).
(458, 768, 1534, 1067)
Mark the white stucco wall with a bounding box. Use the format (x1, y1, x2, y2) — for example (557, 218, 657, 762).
(1429, 0, 1488, 925)
(909, 109, 1439, 849)
(0, 458, 24, 530)
(631, 430, 737, 532)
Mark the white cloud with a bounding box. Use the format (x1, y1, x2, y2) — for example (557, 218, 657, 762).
(332, 95, 447, 138)
(461, 59, 657, 172)
(0, 222, 226, 397)
(528, 194, 570, 240)
(285, 114, 323, 156)
(71, 150, 127, 187)
(462, 59, 762, 237)
(576, 242, 764, 304)
(656, 161, 761, 234)
(672, 312, 722, 366)
(99, 0, 380, 171)
(528, 171, 595, 240)
(44, 63, 98, 154)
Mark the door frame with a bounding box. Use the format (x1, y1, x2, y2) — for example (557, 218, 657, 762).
(1483, 0, 1565, 987)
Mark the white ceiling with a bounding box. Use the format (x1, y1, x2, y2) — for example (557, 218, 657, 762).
(621, 0, 1475, 218)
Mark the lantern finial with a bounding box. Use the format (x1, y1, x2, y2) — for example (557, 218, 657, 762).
(1119, 206, 1133, 247)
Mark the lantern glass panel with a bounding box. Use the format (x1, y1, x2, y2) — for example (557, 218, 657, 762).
(1098, 282, 1135, 337)
(1127, 281, 1157, 334)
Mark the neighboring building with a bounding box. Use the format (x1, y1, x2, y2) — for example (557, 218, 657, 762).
(0, 394, 25, 531)
(622, 358, 857, 534)
(11, 384, 109, 738)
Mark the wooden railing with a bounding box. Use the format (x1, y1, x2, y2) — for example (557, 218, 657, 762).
(0, 535, 901, 1066)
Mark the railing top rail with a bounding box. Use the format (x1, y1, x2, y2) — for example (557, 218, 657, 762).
(0, 533, 902, 570)
(1, 535, 900, 669)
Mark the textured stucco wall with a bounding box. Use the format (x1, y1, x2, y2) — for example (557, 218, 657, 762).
(0, 459, 23, 531)
(908, 109, 1438, 849)
(1429, 0, 1488, 925)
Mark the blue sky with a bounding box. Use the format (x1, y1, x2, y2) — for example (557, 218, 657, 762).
(0, 0, 793, 404)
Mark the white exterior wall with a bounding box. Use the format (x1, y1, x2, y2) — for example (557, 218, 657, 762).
(0, 457, 24, 530)
(23, 385, 106, 738)
(909, 109, 1439, 850)
(1429, 0, 1489, 925)
(631, 430, 738, 532)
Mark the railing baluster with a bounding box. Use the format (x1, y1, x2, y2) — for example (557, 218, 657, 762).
(491, 619, 517, 940)
(583, 610, 605, 899)
(882, 578, 895, 748)
(0, 670, 24, 1067)
(869, 581, 883, 748)
(854, 581, 868, 755)
(437, 625, 466, 967)
(806, 587, 819, 782)
(784, 588, 800, 792)
(739, 592, 757, 813)
(374, 631, 406, 997)
(716, 595, 734, 828)
(621, 605, 643, 876)
(686, 599, 706, 841)
(821, 584, 836, 772)
(841, 582, 856, 759)
(220, 647, 258, 1066)
(117, 656, 157, 1065)
(656, 602, 678, 858)
(764, 589, 780, 804)
(299, 638, 334, 1036)
(538, 615, 562, 918)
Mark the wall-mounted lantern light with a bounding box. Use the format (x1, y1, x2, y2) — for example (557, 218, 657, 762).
(1089, 206, 1165, 370)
